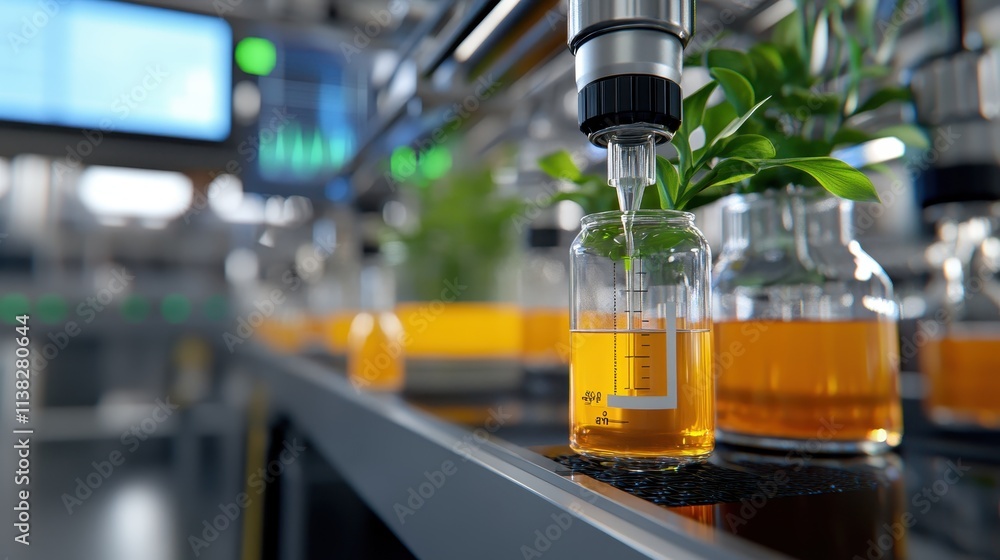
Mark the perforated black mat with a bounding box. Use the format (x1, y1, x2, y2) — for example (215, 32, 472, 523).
(550, 454, 880, 507)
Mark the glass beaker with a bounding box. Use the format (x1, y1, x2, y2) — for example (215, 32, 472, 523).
(713, 188, 902, 453)
(569, 210, 714, 467)
(347, 248, 405, 392)
(919, 203, 1000, 429)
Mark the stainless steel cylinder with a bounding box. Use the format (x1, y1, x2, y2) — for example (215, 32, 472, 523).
(567, 0, 696, 145)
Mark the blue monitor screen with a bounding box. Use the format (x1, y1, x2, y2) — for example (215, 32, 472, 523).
(0, 0, 232, 141)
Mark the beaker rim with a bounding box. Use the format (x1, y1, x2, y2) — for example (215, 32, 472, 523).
(580, 209, 695, 227)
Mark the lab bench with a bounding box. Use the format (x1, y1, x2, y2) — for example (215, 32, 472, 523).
(241, 349, 1000, 560)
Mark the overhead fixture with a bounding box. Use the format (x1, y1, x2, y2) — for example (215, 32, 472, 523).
(455, 0, 522, 62)
(78, 166, 192, 221)
(749, 0, 796, 33)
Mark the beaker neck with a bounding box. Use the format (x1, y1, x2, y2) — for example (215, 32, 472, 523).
(360, 256, 395, 311)
(721, 188, 855, 254)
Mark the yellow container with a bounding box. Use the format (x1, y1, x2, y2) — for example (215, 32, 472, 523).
(522, 308, 571, 366)
(395, 302, 522, 359)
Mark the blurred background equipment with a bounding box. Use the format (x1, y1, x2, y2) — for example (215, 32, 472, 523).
(0, 1, 997, 559)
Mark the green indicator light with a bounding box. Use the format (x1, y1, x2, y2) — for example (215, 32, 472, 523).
(161, 294, 191, 324)
(235, 37, 277, 77)
(390, 147, 417, 181)
(121, 295, 150, 322)
(310, 129, 324, 170)
(291, 127, 306, 174)
(36, 294, 67, 324)
(420, 146, 452, 180)
(330, 136, 346, 169)
(203, 295, 229, 322)
(0, 294, 29, 324)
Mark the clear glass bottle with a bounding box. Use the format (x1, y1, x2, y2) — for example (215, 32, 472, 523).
(347, 248, 405, 392)
(521, 227, 571, 376)
(570, 209, 714, 467)
(713, 187, 902, 454)
(920, 202, 1000, 429)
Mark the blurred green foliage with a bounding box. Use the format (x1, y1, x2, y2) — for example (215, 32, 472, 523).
(384, 167, 525, 302)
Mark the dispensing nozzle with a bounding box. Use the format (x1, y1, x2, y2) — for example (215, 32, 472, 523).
(608, 130, 657, 212)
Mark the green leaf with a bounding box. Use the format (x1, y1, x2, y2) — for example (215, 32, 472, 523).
(679, 81, 718, 137)
(710, 67, 755, 115)
(678, 81, 718, 176)
(757, 157, 879, 202)
(748, 44, 785, 98)
(777, 86, 842, 116)
(844, 35, 863, 114)
(701, 102, 739, 147)
(875, 124, 929, 149)
(712, 135, 777, 161)
(831, 127, 874, 147)
(681, 158, 760, 208)
(773, 12, 805, 64)
(713, 96, 772, 144)
(854, 86, 912, 115)
(707, 50, 756, 83)
(538, 151, 582, 182)
(855, 0, 878, 48)
(655, 156, 681, 210)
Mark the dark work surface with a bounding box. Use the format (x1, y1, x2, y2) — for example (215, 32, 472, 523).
(548, 452, 882, 507)
(410, 383, 1000, 560)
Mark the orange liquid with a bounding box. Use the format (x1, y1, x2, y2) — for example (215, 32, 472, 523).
(347, 312, 405, 391)
(923, 334, 1000, 427)
(715, 320, 902, 447)
(320, 311, 358, 354)
(522, 309, 570, 365)
(257, 316, 307, 353)
(395, 302, 522, 359)
(570, 329, 714, 462)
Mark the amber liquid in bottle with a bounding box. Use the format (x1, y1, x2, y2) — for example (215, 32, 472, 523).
(569, 328, 714, 463)
(523, 309, 571, 364)
(347, 312, 405, 391)
(715, 320, 902, 447)
(923, 334, 1000, 428)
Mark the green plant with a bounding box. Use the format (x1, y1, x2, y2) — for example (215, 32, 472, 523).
(540, 76, 878, 212)
(689, 0, 936, 191)
(382, 167, 525, 301)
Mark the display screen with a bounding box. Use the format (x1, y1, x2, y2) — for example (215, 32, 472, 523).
(0, 0, 232, 141)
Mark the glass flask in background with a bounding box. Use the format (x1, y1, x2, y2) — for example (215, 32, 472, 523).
(347, 246, 405, 392)
(521, 227, 571, 383)
(713, 187, 902, 454)
(570, 210, 714, 467)
(920, 203, 1000, 429)
(306, 211, 360, 358)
